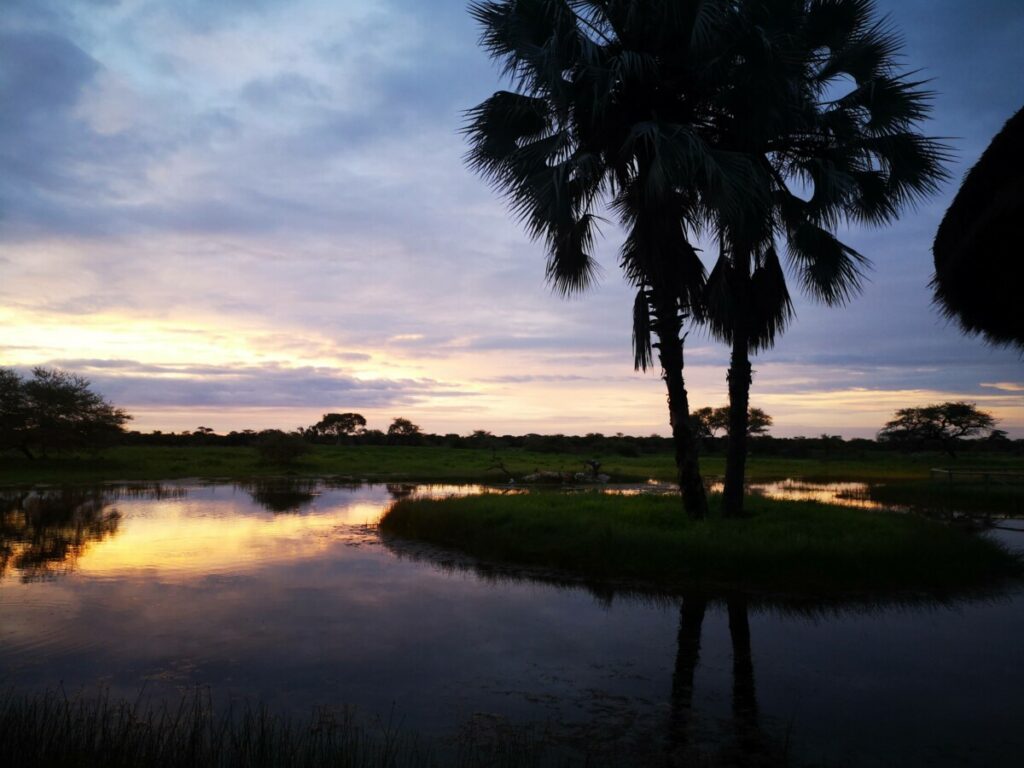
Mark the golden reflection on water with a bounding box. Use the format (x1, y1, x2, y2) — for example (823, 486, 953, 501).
(2, 480, 880, 584)
(607, 479, 885, 509)
(74, 498, 387, 579)
(1, 483, 519, 583)
(723, 480, 887, 510)
(388, 483, 527, 500)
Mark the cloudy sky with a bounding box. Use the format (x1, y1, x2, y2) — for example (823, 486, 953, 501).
(2, 0, 1023, 437)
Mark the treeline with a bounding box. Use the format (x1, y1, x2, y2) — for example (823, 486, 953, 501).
(4, 368, 1020, 460)
(120, 424, 1022, 459)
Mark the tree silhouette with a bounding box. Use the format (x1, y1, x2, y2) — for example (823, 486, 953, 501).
(697, 0, 949, 516)
(465, 1, 946, 519)
(465, 1, 769, 518)
(1, 367, 131, 458)
(693, 406, 772, 439)
(878, 402, 996, 458)
(387, 418, 423, 446)
(312, 412, 367, 444)
(933, 106, 1024, 350)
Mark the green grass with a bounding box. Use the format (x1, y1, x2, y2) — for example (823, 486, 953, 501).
(379, 492, 1020, 594)
(2, 444, 1021, 486)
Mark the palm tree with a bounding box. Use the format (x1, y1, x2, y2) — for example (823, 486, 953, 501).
(464, 1, 761, 519)
(700, 0, 950, 516)
(933, 106, 1024, 350)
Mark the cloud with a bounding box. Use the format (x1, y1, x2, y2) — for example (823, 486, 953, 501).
(981, 382, 1024, 393)
(38, 359, 471, 409)
(2, 0, 1024, 436)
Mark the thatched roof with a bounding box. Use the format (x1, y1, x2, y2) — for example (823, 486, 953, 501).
(933, 107, 1024, 350)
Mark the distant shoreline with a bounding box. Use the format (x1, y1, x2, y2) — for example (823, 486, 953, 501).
(3, 444, 1023, 488)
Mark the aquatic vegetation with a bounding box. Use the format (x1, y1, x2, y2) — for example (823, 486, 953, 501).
(380, 493, 1021, 594)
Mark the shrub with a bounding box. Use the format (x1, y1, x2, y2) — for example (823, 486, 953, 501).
(255, 430, 309, 465)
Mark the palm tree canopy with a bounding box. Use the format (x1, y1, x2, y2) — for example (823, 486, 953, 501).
(699, 0, 950, 352)
(465, 1, 947, 361)
(465, 0, 765, 369)
(933, 106, 1024, 350)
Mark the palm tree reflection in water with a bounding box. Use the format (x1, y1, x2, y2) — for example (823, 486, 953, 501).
(670, 595, 772, 766)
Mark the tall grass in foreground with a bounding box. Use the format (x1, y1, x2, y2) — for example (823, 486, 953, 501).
(0, 687, 785, 768)
(380, 493, 1021, 594)
(0, 688, 559, 768)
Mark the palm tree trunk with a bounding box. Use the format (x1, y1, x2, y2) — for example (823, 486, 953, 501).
(723, 318, 752, 518)
(654, 301, 708, 520)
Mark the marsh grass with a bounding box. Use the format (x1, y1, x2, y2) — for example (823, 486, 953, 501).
(379, 493, 1021, 594)
(0, 688, 568, 768)
(865, 480, 1024, 517)
(0, 686, 775, 768)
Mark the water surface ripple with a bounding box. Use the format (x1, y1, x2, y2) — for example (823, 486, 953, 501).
(1, 480, 1021, 766)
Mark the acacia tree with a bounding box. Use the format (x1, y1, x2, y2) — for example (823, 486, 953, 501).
(699, 0, 949, 516)
(878, 402, 996, 458)
(387, 418, 423, 446)
(312, 412, 367, 444)
(693, 406, 772, 439)
(0, 368, 130, 458)
(465, 0, 767, 519)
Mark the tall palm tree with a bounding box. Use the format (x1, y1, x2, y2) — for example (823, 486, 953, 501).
(464, 0, 759, 519)
(701, 0, 950, 516)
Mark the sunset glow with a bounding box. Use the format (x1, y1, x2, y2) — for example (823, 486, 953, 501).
(2, 0, 1023, 437)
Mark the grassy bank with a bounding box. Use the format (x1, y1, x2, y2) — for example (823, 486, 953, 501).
(2, 445, 1021, 486)
(380, 493, 1020, 594)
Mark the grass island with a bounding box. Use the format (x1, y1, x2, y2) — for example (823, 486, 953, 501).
(380, 491, 1021, 595)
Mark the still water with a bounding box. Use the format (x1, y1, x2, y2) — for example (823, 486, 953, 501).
(1, 481, 1022, 765)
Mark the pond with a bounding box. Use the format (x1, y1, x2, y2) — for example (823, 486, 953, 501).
(1, 480, 1022, 766)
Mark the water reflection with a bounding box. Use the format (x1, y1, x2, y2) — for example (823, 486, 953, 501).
(385, 482, 527, 501)
(668, 595, 705, 752)
(0, 482, 518, 582)
(745, 479, 886, 510)
(1, 481, 1022, 766)
(608, 478, 888, 509)
(0, 488, 121, 582)
(241, 479, 321, 513)
(667, 596, 774, 766)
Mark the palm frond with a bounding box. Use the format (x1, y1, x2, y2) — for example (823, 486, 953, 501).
(463, 91, 551, 175)
(804, 0, 875, 51)
(545, 212, 604, 296)
(632, 287, 654, 371)
(702, 254, 740, 344)
(829, 75, 934, 135)
(787, 223, 868, 305)
(748, 245, 794, 350)
(862, 132, 952, 210)
(814, 13, 902, 84)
